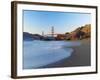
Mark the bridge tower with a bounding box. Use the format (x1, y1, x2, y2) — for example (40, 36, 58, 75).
(51, 26, 54, 37)
(42, 31, 44, 36)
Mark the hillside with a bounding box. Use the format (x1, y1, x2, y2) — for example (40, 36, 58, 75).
(23, 32, 43, 41)
(65, 24, 91, 40)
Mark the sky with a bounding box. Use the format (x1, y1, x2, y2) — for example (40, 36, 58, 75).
(23, 10, 91, 35)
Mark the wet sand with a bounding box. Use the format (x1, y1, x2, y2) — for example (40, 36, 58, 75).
(39, 39, 91, 68)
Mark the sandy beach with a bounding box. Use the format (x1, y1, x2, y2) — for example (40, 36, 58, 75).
(40, 38, 91, 68)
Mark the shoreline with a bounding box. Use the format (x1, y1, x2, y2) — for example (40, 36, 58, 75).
(38, 39, 91, 68)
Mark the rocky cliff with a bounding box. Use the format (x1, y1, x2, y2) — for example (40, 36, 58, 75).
(65, 24, 91, 40)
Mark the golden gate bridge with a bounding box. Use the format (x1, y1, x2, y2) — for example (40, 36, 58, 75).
(42, 26, 62, 37)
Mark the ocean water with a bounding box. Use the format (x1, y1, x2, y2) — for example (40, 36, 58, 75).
(23, 40, 81, 69)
